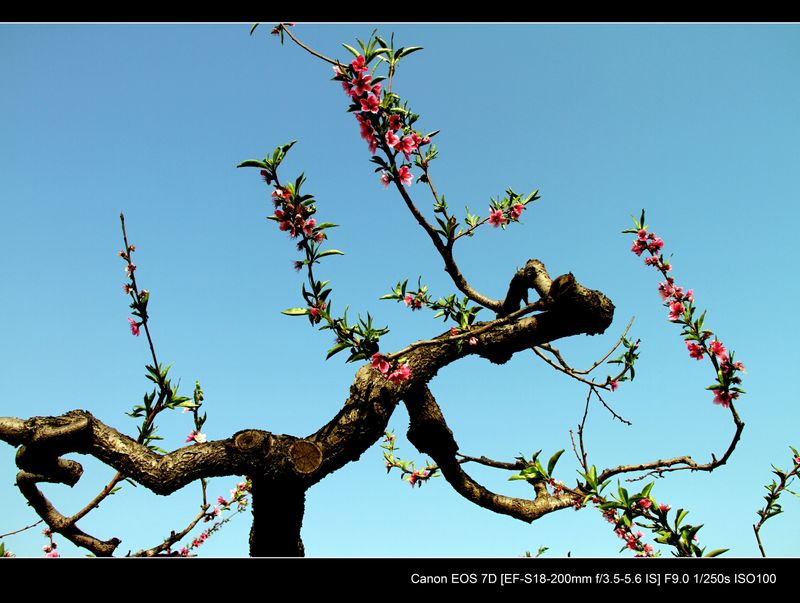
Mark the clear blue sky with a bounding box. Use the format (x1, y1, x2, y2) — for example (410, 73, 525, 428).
(1, 23, 799, 558)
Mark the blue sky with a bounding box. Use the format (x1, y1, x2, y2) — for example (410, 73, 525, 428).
(1, 23, 799, 558)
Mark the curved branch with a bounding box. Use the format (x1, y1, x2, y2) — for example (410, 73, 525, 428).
(403, 384, 579, 523)
(596, 403, 745, 483)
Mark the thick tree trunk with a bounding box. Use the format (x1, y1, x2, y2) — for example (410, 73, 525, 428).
(249, 478, 307, 557)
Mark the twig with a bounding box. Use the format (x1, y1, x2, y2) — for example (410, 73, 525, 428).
(0, 519, 43, 539)
(280, 25, 338, 65)
(537, 317, 634, 375)
(132, 506, 209, 557)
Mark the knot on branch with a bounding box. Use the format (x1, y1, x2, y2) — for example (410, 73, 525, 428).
(499, 259, 552, 317)
(14, 411, 94, 485)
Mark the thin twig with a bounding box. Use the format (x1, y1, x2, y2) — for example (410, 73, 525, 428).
(132, 506, 209, 557)
(535, 316, 634, 376)
(280, 25, 338, 65)
(0, 519, 43, 539)
(456, 453, 525, 471)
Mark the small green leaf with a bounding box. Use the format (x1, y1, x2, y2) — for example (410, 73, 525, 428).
(546, 449, 565, 477)
(249, 23, 260, 36)
(398, 46, 423, 58)
(326, 342, 350, 360)
(317, 249, 345, 258)
(237, 159, 269, 169)
(704, 548, 729, 557)
(342, 43, 360, 57)
(281, 308, 309, 316)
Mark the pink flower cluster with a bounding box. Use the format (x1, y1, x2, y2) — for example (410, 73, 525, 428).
(42, 528, 59, 558)
(334, 54, 429, 185)
(632, 225, 745, 408)
(408, 469, 430, 487)
(272, 190, 323, 243)
(404, 293, 423, 310)
(601, 508, 654, 557)
(371, 353, 412, 383)
(488, 203, 525, 228)
(631, 229, 664, 257)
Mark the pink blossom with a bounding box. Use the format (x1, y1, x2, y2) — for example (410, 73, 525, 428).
(404, 293, 413, 307)
(631, 239, 647, 256)
(468, 337, 478, 346)
(388, 114, 402, 131)
(351, 73, 373, 97)
(397, 165, 413, 186)
(127, 245, 136, 252)
(685, 289, 694, 302)
(351, 54, 368, 73)
(647, 236, 664, 253)
(609, 379, 619, 392)
(313, 231, 325, 244)
(794, 456, 800, 465)
(385, 130, 400, 148)
(388, 363, 412, 383)
(260, 169, 272, 185)
(638, 498, 652, 509)
(709, 340, 727, 360)
(396, 135, 418, 159)
(657, 280, 675, 300)
(341, 80, 353, 96)
(302, 218, 316, 237)
(186, 430, 207, 444)
(450, 327, 460, 336)
(668, 300, 684, 321)
(686, 341, 704, 360)
(644, 256, 660, 266)
(659, 503, 671, 512)
(488, 209, 506, 228)
(359, 94, 380, 113)
(371, 353, 391, 375)
(510, 203, 525, 220)
(380, 172, 392, 187)
(45, 550, 60, 558)
(123, 283, 133, 294)
(128, 317, 140, 336)
(124, 263, 136, 277)
(637, 229, 648, 239)
(332, 64, 345, 77)
(713, 389, 732, 408)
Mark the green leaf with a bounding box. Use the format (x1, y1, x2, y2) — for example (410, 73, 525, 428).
(317, 249, 345, 258)
(281, 308, 309, 316)
(704, 548, 729, 557)
(546, 449, 565, 477)
(326, 342, 350, 360)
(237, 159, 269, 169)
(342, 43, 360, 57)
(675, 508, 689, 528)
(249, 23, 260, 36)
(398, 46, 423, 58)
